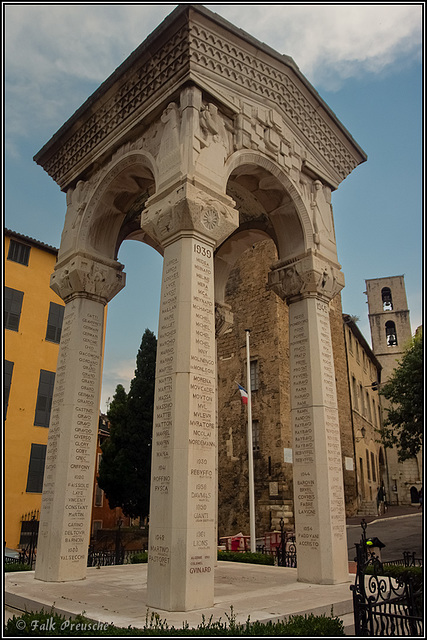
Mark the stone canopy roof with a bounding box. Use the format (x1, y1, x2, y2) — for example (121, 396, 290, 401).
(34, 4, 367, 191)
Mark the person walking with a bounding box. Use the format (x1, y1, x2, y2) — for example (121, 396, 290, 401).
(418, 487, 423, 510)
(376, 485, 386, 516)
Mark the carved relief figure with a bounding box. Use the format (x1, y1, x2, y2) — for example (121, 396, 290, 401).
(199, 102, 228, 148)
(158, 102, 181, 174)
(312, 180, 334, 237)
(60, 180, 90, 254)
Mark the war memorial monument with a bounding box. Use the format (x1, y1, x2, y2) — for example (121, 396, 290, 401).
(33, 5, 366, 612)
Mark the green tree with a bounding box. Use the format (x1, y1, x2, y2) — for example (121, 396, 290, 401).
(98, 329, 157, 519)
(380, 330, 423, 462)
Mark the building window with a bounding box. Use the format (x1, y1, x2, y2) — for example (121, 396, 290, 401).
(5, 287, 24, 331)
(8, 239, 30, 266)
(250, 360, 259, 391)
(26, 443, 47, 493)
(371, 452, 377, 483)
(5, 360, 14, 418)
(366, 391, 371, 422)
(385, 321, 398, 346)
(366, 450, 371, 481)
(34, 370, 55, 427)
(372, 399, 377, 426)
(355, 342, 360, 363)
(381, 287, 393, 311)
(352, 376, 358, 411)
(45, 302, 64, 343)
(359, 384, 365, 416)
(94, 484, 103, 507)
(359, 457, 365, 498)
(348, 329, 353, 353)
(92, 520, 103, 536)
(252, 420, 260, 452)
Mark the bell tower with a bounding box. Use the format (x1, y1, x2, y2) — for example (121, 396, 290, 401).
(365, 275, 412, 381)
(365, 275, 421, 506)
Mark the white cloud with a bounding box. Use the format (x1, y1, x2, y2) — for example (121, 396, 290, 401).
(4, 3, 422, 153)
(100, 357, 135, 412)
(209, 4, 422, 86)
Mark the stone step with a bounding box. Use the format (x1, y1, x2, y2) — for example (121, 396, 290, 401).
(339, 612, 355, 635)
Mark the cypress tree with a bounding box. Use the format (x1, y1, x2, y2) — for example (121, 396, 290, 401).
(97, 329, 157, 519)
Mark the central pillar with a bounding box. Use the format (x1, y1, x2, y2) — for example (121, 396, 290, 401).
(269, 250, 349, 584)
(142, 182, 238, 611)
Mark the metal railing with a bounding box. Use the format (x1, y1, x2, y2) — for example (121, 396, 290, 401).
(351, 520, 423, 636)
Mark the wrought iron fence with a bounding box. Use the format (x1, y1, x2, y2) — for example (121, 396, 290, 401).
(87, 547, 145, 567)
(256, 519, 297, 567)
(5, 512, 40, 567)
(351, 520, 423, 636)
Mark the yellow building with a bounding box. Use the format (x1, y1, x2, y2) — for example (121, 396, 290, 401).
(4, 229, 64, 549)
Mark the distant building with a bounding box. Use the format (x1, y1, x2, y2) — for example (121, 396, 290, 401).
(365, 276, 422, 505)
(5, 229, 65, 549)
(91, 414, 131, 536)
(342, 314, 386, 514)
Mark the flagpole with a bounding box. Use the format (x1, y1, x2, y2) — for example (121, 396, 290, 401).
(245, 329, 256, 552)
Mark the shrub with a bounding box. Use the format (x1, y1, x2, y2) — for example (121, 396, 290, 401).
(4, 563, 33, 572)
(129, 551, 148, 564)
(366, 564, 422, 590)
(217, 551, 274, 566)
(4, 608, 345, 636)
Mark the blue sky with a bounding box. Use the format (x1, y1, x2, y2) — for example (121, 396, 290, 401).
(4, 4, 423, 410)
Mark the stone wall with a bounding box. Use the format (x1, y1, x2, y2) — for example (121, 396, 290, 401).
(217, 239, 358, 539)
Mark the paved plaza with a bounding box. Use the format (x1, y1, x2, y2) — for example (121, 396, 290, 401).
(5, 561, 354, 631)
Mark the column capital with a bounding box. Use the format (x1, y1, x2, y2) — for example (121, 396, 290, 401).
(141, 181, 239, 248)
(268, 250, 344, 304)
(50, 252, 126, 304)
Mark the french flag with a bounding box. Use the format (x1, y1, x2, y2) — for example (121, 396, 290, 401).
(238, 384, 248, 405)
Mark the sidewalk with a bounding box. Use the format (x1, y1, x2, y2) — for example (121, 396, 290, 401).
(346, 504, 420, 526)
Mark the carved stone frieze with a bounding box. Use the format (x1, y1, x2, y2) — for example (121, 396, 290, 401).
(37, 25, 190, 187)
(51, 253, 126, 304)
(141, 182, 239, 247)
(189, 21, 361, 182)
(35, 7, 364, 191)
(268, 250, 344, 303)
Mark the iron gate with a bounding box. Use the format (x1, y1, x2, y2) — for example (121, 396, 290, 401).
(351, 520, 423, 636)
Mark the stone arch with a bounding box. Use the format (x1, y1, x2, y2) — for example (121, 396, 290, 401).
(224, 150, 313, 256)
(78, 151, 160, 261)
(410, 486, 420, 504)
(215, 151, 311, 303)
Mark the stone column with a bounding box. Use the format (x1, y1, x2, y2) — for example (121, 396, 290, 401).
(35, 254, 125, 582)
(269, 250, 349, 584)
(142, 182, 238, 611)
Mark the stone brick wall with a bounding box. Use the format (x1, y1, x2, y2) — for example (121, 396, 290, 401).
(217, 239, 358, 540)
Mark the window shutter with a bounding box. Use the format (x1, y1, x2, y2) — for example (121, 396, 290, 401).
(34, 370, 55, 427)
(5, 287, 24, 331)
(45, 302, 64, 343)
(26, 444, 47, 493)
(8, 240, 30, 266)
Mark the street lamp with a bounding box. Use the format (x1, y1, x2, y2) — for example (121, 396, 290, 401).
(355, 426, 366, 442)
